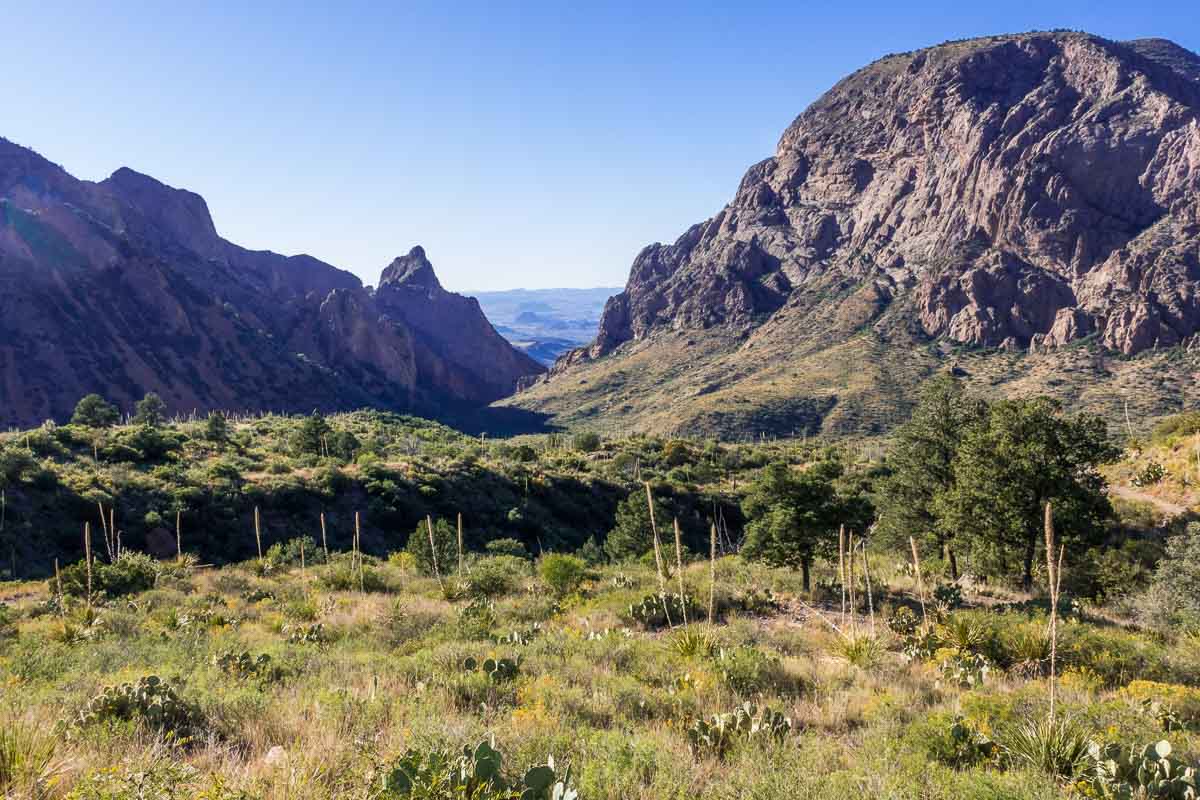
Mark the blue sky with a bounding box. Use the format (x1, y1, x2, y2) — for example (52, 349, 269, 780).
(3, 2, 1197, 291)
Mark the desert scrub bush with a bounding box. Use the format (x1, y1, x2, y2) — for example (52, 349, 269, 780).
(467, 555, 529, 598)
(379, 738, 576, 799)
(1000, 714, 1093, 779)
(1082, 739, 1199, 799)
(686, 702, 792, 760)
(458, 598, 498, 640)
(63, 756, 202, 800)
(716, 646, 785, 696)
(485, 537, 529, 559)
(265, 535, 324, 568)
(1063, 626, 1171, 687)
(59, 551, 160, 598)
(1136, 522, 1200, 633)
(1119, 681, 1200, 732)
(911, 714, 999, 770)
(538, 553, 587, 598)
(319, 553, 390, 592)
(71, 676, 205, 740)
(0, 720, 61, 797)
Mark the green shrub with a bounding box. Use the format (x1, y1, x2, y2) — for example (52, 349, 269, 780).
(265, 536, 324, 569)
(716, 646, 781, 696)
(466, 556, 528, 598)
(572, 432, 601, 453)
(458, 599, 498, 640)
(59, 552, 159, 598)
(626, 592, 696, 630)
(484, 538, 529, 559)
(319, 553, 390, 592)
(538, 554, 587, 598)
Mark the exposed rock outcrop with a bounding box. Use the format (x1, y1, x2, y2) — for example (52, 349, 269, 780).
(570, 32, 1200, 367)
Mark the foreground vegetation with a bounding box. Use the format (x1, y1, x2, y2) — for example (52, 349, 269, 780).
(1, 383, 1199, 797)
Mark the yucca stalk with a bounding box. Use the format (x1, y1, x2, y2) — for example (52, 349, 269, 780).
(320, 512, 329, 562)
(644, 482, 673, 629)
(426, 515, 444, 593)
(839, 524, 847, 626)
(254, 506, 263, 565)
(909, 536, 928, 624)
(457, 512, 464, 575)
(1044, 501, 1065, 721)
(356, 511, 365, 592)
(708, 522, 717, 623)
(673, 518, 688, 626)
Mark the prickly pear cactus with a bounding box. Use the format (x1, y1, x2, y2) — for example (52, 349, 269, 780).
(73, 675, 204, 738)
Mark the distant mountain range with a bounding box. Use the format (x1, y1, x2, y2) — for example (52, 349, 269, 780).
(472, 288, 620, 365)
(0, 141, 543, 428)
(510, 31, 1200, 437)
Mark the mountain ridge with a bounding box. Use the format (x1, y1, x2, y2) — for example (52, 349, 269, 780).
(511, 30, 1200, 436)
(0, 140, 543, 427)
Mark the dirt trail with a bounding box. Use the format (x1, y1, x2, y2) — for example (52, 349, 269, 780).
(1109, 485, 1192, 518)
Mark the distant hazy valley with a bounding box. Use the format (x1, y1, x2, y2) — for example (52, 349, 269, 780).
(472, 287, 620, 365)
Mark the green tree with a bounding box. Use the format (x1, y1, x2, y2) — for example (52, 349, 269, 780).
(604, 489, 669, 562)
(406, 518, 457, 577)
(938, 397, 1119, 592)
(740, 461, 848, 591)
(71, 394, 120, 429)
(875, 374, 985, 578)
(203, 411, 228, 443)
(295, 412, 332, 456)
(133, 392, 167, 428)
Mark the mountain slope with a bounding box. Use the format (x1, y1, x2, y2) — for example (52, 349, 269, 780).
(0, 141, 543, 427)
(509, 31, 1200, 437)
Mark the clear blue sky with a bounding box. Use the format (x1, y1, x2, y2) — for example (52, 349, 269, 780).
(3, 1, 1196, 291)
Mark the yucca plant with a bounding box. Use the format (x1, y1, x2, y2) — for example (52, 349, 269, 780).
(670, 627, 716, 659)
(1001, 714, 1093, 779)
(833, 633, 885, 670)
(0, 721, 62, 797)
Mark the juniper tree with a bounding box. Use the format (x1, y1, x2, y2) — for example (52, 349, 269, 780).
(875, 374, 985, 578)
(133, 392, 167, 428)
(71, 394, 120, 429)
(937, 397, 1118, 592)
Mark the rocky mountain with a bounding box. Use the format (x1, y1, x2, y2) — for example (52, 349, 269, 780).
(0, 141, 543, 428)
(512, 31, 1200, 436)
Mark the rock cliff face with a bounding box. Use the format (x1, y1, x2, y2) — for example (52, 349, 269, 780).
(572, 32, 1200, 365)
(0, 141, 542, 427)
